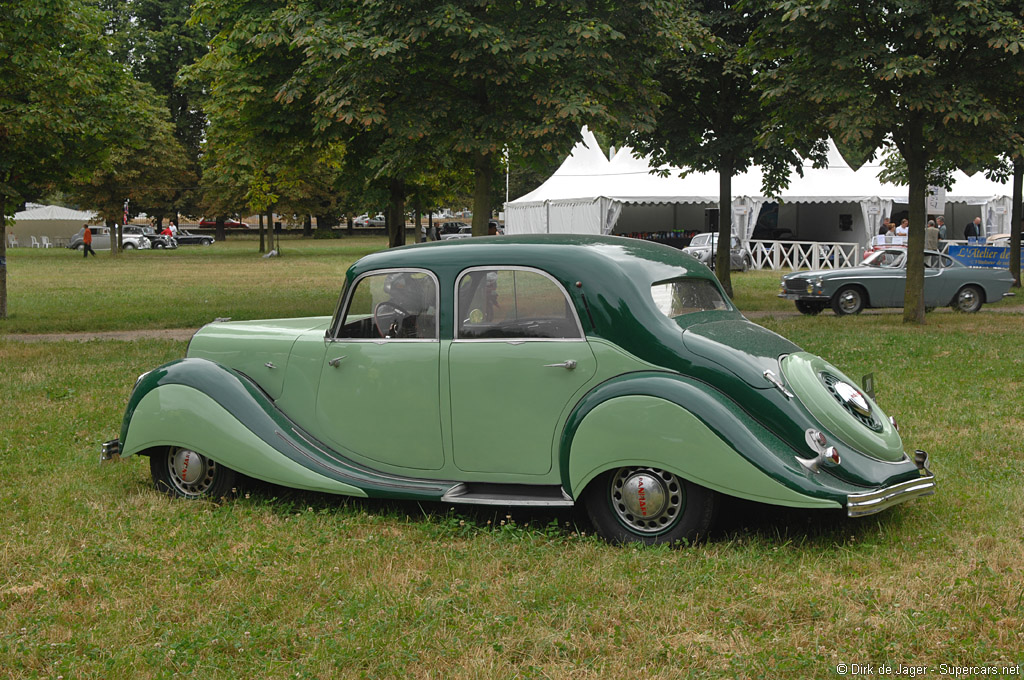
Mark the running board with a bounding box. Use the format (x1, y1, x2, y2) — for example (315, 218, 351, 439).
(441, 483, 574, 507)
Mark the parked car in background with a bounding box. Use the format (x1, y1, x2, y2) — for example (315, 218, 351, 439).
(437, 221, 470, 239)
(198, 218, 249, 229)
(67, 226, 151, 251)
(104, 235, 935, 545)
(682, 233, 751, 271)
(173, 229, 215, 246)
(123, 225, 176, 249)
(780, 247, 1015, 315)
(354, 214, 386, 228)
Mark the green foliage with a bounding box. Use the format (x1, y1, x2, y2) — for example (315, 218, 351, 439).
(749, 0, 1024, 321)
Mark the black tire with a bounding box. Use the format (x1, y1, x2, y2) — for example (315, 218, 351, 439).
(795, 300, 825, 315)
(202, 239, 213, 246)
(123, 242, 135, 250)
(831, 286, 865, 315)
(155, 242, 165, 249)
(76, 243, 85, 251)
(150, 447, 237, 499)
(742, 255, 751, 272)
(583, 467, 717, 545)
(951, 285, 983, 313)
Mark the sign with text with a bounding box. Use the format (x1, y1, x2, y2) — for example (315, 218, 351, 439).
(926, 186, 946, 214)
(947, 244, 1022, 268)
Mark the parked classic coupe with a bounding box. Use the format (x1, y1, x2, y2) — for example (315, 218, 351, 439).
(781, 248, 1015, 315)
(173, 229, 215, 246)
(103, 236, 935, 544)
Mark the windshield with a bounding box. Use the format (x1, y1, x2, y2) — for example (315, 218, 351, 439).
(651, 278, 729, 317)
(690, 233, 713, 247)
(863, 250, 905, 268)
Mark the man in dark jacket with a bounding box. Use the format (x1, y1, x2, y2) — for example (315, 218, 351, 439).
(964, 217, 981, 239)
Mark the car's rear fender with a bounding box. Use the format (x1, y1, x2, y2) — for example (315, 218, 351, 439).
(559, 372, 851, 509)
(119, 358, 457, 500)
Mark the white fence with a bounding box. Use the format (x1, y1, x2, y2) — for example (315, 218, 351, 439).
(748, 240, 861, 270)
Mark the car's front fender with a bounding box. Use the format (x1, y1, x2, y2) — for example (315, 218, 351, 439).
(559, 372, 851, 509)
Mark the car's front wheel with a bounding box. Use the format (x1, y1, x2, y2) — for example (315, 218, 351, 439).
(951, 285, 983, 313)
(123, 242, 135, 250)
(795, 301, 826, 315)
(150, 447, 237, 499)
(831, 286, 865, 315)
(583, 467, 716, 545)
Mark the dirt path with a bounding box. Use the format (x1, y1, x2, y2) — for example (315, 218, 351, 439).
(2, 328, 199, 343)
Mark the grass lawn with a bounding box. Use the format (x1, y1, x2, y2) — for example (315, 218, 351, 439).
(1, 238, 1022, 678)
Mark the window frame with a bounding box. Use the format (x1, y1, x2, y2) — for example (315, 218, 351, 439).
(453, 265, 585, 343)
(328, 267, 440, 343)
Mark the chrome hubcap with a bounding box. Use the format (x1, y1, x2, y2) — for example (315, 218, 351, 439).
(838, 290, 860, 313)
(167, 448, 217, 497)
(610, 467, 684, 534)
(957, 289, 978, 310)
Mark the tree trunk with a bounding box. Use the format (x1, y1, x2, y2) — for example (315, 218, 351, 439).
(303, 214, 313, 238)
(472, 152, 495, 237)
(414, 204, 424, 242)
(107, 218, 119, 257)
(258, 213, 265, 253)
(387, 178, 406, 248)
(1010, 157, 1022, 288)
(266, 207, 276, 254)
(0, 205, 8, 319)
(347, 214, 354, 236)
(716, 159, 734, 298)
(315, 213, 336, 238)
(902, 151, 928, 324)
(215, 217, 226, 242)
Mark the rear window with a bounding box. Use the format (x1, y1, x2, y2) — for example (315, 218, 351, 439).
(651, 279, 729, 317)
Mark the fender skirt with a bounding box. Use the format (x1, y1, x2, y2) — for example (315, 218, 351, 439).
(559, 372, 861, 509)
(120, 359, 457, 500)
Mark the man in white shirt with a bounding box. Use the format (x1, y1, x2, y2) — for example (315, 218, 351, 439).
(895, 218, 909, 237)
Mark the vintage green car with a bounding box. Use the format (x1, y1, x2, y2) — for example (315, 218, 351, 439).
(780, 248, 1015, 315)
(103, 236, 935, 544)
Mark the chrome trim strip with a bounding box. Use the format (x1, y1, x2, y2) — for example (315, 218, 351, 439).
(441, 483, 576, 507)
(846, 473, 936, 517)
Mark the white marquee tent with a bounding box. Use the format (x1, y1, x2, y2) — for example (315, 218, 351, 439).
(505, 128, 1014, 245)
(10, 203, 100, 244)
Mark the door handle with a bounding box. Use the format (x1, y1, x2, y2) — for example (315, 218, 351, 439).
(328, 356, 346, 368)
(544, 360, 577, 370)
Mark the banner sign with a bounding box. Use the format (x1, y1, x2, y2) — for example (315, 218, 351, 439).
(947, 244, 1022, 268)
(926, 186, 946, 214)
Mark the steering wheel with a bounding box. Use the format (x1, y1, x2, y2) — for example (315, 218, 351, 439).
(373, 301, 410, 338)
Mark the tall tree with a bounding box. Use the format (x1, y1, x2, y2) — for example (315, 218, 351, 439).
(277, 0, 697, 241)
(631, 0, 824, 298)
(0, 0, 134, 318)
(748, 0, 1024, 323)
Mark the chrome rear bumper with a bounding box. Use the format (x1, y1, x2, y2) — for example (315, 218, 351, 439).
(101, 439, 121, 462)
(847, 455, 936, 517)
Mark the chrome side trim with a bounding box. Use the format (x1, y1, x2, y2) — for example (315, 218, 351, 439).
(847, 472, 936, 517)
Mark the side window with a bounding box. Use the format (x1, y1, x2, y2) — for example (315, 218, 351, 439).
(457, 268, 581, 340)
(336, 271, 437, 340)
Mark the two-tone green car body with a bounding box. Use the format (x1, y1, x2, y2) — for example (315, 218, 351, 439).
(104, 235, 935, 544)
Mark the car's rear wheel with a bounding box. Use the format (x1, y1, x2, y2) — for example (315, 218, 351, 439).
(155, 242, 165, 249)
(150, 447, 237, 499)
(831, 286, 865, 315)
(583, 467, 716, 545)
(202, 239, 213, 246)
(795, 301, 826, 315)
(951, 285, 983, 313)
(76, 244, 85, 251)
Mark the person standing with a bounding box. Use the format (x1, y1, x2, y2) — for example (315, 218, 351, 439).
(878, 217, 892, 235)
(964, 217, 981, 239)
(925, 220, 939, 251)
(936, 216, 947, 239)
(82, 224, 96, 258)
(895, 218, 909, 237)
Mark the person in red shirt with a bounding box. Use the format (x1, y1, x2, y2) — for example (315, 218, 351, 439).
(160, 225, 173, 236)
(82, 224, 96, 258)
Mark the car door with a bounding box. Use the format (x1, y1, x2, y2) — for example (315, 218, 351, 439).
(93, 227, 111, 250)
(921, 254, 960, 305)
(448, 267, 596, 475)
(315, 269, 445, 471)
